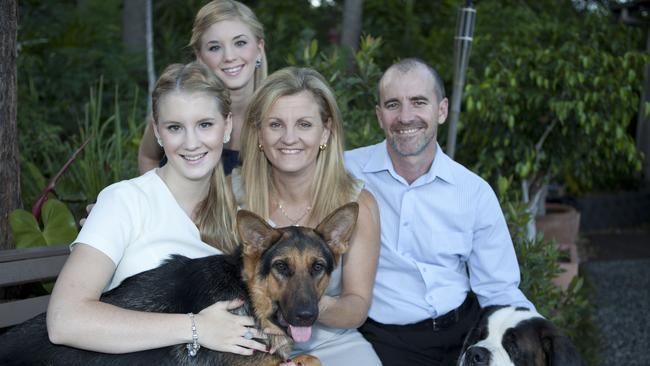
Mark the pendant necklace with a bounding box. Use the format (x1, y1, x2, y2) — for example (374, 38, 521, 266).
(277, 201, 312, 226)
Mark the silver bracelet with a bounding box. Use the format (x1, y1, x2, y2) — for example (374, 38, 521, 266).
(186, 313, 200, 357)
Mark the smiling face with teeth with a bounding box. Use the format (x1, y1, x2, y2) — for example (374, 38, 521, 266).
(376, 65, 448, 163)
(259, 91, 331, 177)
(154, 91, 232, 184)
(196, 19, 264, 93)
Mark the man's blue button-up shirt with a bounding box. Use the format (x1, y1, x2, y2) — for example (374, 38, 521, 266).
(345, 141, 534, 325)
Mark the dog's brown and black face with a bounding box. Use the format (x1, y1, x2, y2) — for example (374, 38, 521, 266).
(236, 202, 358, 352)
(458, 306, 585, 366)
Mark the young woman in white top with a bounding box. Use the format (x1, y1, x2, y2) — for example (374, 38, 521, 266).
(46, 61, 269, 356)
(233, 67, 382, 365)
(138, 0, 267, 175)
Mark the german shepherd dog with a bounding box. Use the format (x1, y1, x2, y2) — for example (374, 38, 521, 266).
(0, 203, 359, 366)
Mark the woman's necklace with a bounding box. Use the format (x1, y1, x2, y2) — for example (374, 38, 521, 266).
(277, 201, 312, 226)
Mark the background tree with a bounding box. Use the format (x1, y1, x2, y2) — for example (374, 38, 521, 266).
(340, 0, 363, 69)
(0, 0, 20, 250)
(457, 1, 646, 237)
(122, 0, 146, 53)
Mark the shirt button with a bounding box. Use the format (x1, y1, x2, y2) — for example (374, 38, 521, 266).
(422, 267, 427, 273)
(403, 222, 409, 227)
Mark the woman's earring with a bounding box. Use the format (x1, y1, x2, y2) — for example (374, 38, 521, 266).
(156, 136, 163, 148)
(223, 133, 231, 144)
(257, 144, 264, 152)
(319, 143, 327, 151)
(255, 57, 262, 69)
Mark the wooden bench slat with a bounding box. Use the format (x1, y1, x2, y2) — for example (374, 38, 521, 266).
(0, 252, 69, 287)
(0, 295, 50, 328)
(0, 245, 70, 328)
(0, 245, 69, 263)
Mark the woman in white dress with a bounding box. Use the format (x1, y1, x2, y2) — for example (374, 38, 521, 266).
(233, 66, 382, 365)
(46, 61, 270, 357)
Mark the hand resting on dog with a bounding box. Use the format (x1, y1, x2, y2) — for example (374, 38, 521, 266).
(47, 244, 270, 355)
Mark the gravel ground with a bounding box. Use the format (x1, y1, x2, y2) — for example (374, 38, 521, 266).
(581, 259, 650, 366)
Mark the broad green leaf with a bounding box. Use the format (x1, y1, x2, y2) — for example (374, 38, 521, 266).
(9, 209, 47, 248)
(41, 199, 78, 245)
(8, 199, 78, 249)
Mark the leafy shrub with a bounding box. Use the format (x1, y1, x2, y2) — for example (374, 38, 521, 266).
(457, 1, 646, 200)
(500, 184, 599, 365)
(62, 79, 144, 208)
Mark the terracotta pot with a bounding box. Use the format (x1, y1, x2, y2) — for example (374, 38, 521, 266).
(535, 203, 581, 290)
(535, 203, 581, 252)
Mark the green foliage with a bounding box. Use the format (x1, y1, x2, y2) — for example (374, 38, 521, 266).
(17, 77, 143, 224)
(151, 0, 204, 69)
(500, 190, 599, 365)
(457, 1, 646, 196)
(255, 0, 340, 72)
(16, 0, 146, 215)
(288, 36, 384, 148)
(9, 199, 78, 249)
(17, 0, 143, 135)
(62, 79, 143, 204)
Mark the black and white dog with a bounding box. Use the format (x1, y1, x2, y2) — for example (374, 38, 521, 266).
(458, 306, 585, 366)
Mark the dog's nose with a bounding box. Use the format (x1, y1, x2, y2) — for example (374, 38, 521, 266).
(465, 346, 490, 365)
(294, 308, 317, 324)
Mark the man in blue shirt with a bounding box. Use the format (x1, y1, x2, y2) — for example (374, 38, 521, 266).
(345, 58, 534, 366)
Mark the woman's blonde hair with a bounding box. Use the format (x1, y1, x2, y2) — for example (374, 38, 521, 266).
(189, 0, 267, 90)
(152, 62, 238, 253)
(239, 67, 357, 223)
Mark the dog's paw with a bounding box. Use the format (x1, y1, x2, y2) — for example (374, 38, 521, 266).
(279, 354, 321, 366)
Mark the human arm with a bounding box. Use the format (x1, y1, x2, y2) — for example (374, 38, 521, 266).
(46, 244, 268, 355)
(138, 117, 163, 174)
(468, 183, 535, 310)
(48, 181, 268, 355)
(316, 189, 380, 328)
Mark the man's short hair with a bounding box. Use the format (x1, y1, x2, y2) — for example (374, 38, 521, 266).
(377, 58, 446, 103)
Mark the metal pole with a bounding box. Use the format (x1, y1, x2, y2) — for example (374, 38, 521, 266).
(446, 1, 476, 159)
(146, 0, 156, 116)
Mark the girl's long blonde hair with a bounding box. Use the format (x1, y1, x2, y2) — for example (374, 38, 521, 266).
(239, 67, 357, 223)
(152, 62, 238, 253)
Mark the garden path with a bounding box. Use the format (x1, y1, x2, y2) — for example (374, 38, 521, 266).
(579, 228, 650, 366)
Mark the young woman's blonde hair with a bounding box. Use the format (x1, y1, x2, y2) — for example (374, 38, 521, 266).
(189, 0, 267, 90)
(152, 62, 238, 253)
(239, 67, 357, 223)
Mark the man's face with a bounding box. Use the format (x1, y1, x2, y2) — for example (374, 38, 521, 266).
(376, 67, 448, 158)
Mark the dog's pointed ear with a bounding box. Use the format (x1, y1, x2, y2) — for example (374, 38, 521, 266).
(315, 202, 359, 256)
(237, 210, 282, 255)
(541, 325, 585, 366)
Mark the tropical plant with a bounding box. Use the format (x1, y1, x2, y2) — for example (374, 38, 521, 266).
(456, 1, 646, 237)
(499, 180, 598, 365)
(9, 141, 87, 250)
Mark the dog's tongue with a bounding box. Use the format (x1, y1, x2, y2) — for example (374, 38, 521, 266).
(289, 325, 312, 342)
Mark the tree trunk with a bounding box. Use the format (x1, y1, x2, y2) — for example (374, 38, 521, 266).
(122, 0, 147, 52)
(0, 0, 21, 250)
(341, 0, 363, 53)
(340, 0, 363, 70)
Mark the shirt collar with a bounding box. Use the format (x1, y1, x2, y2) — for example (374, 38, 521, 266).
(362, 140, 456, 186)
